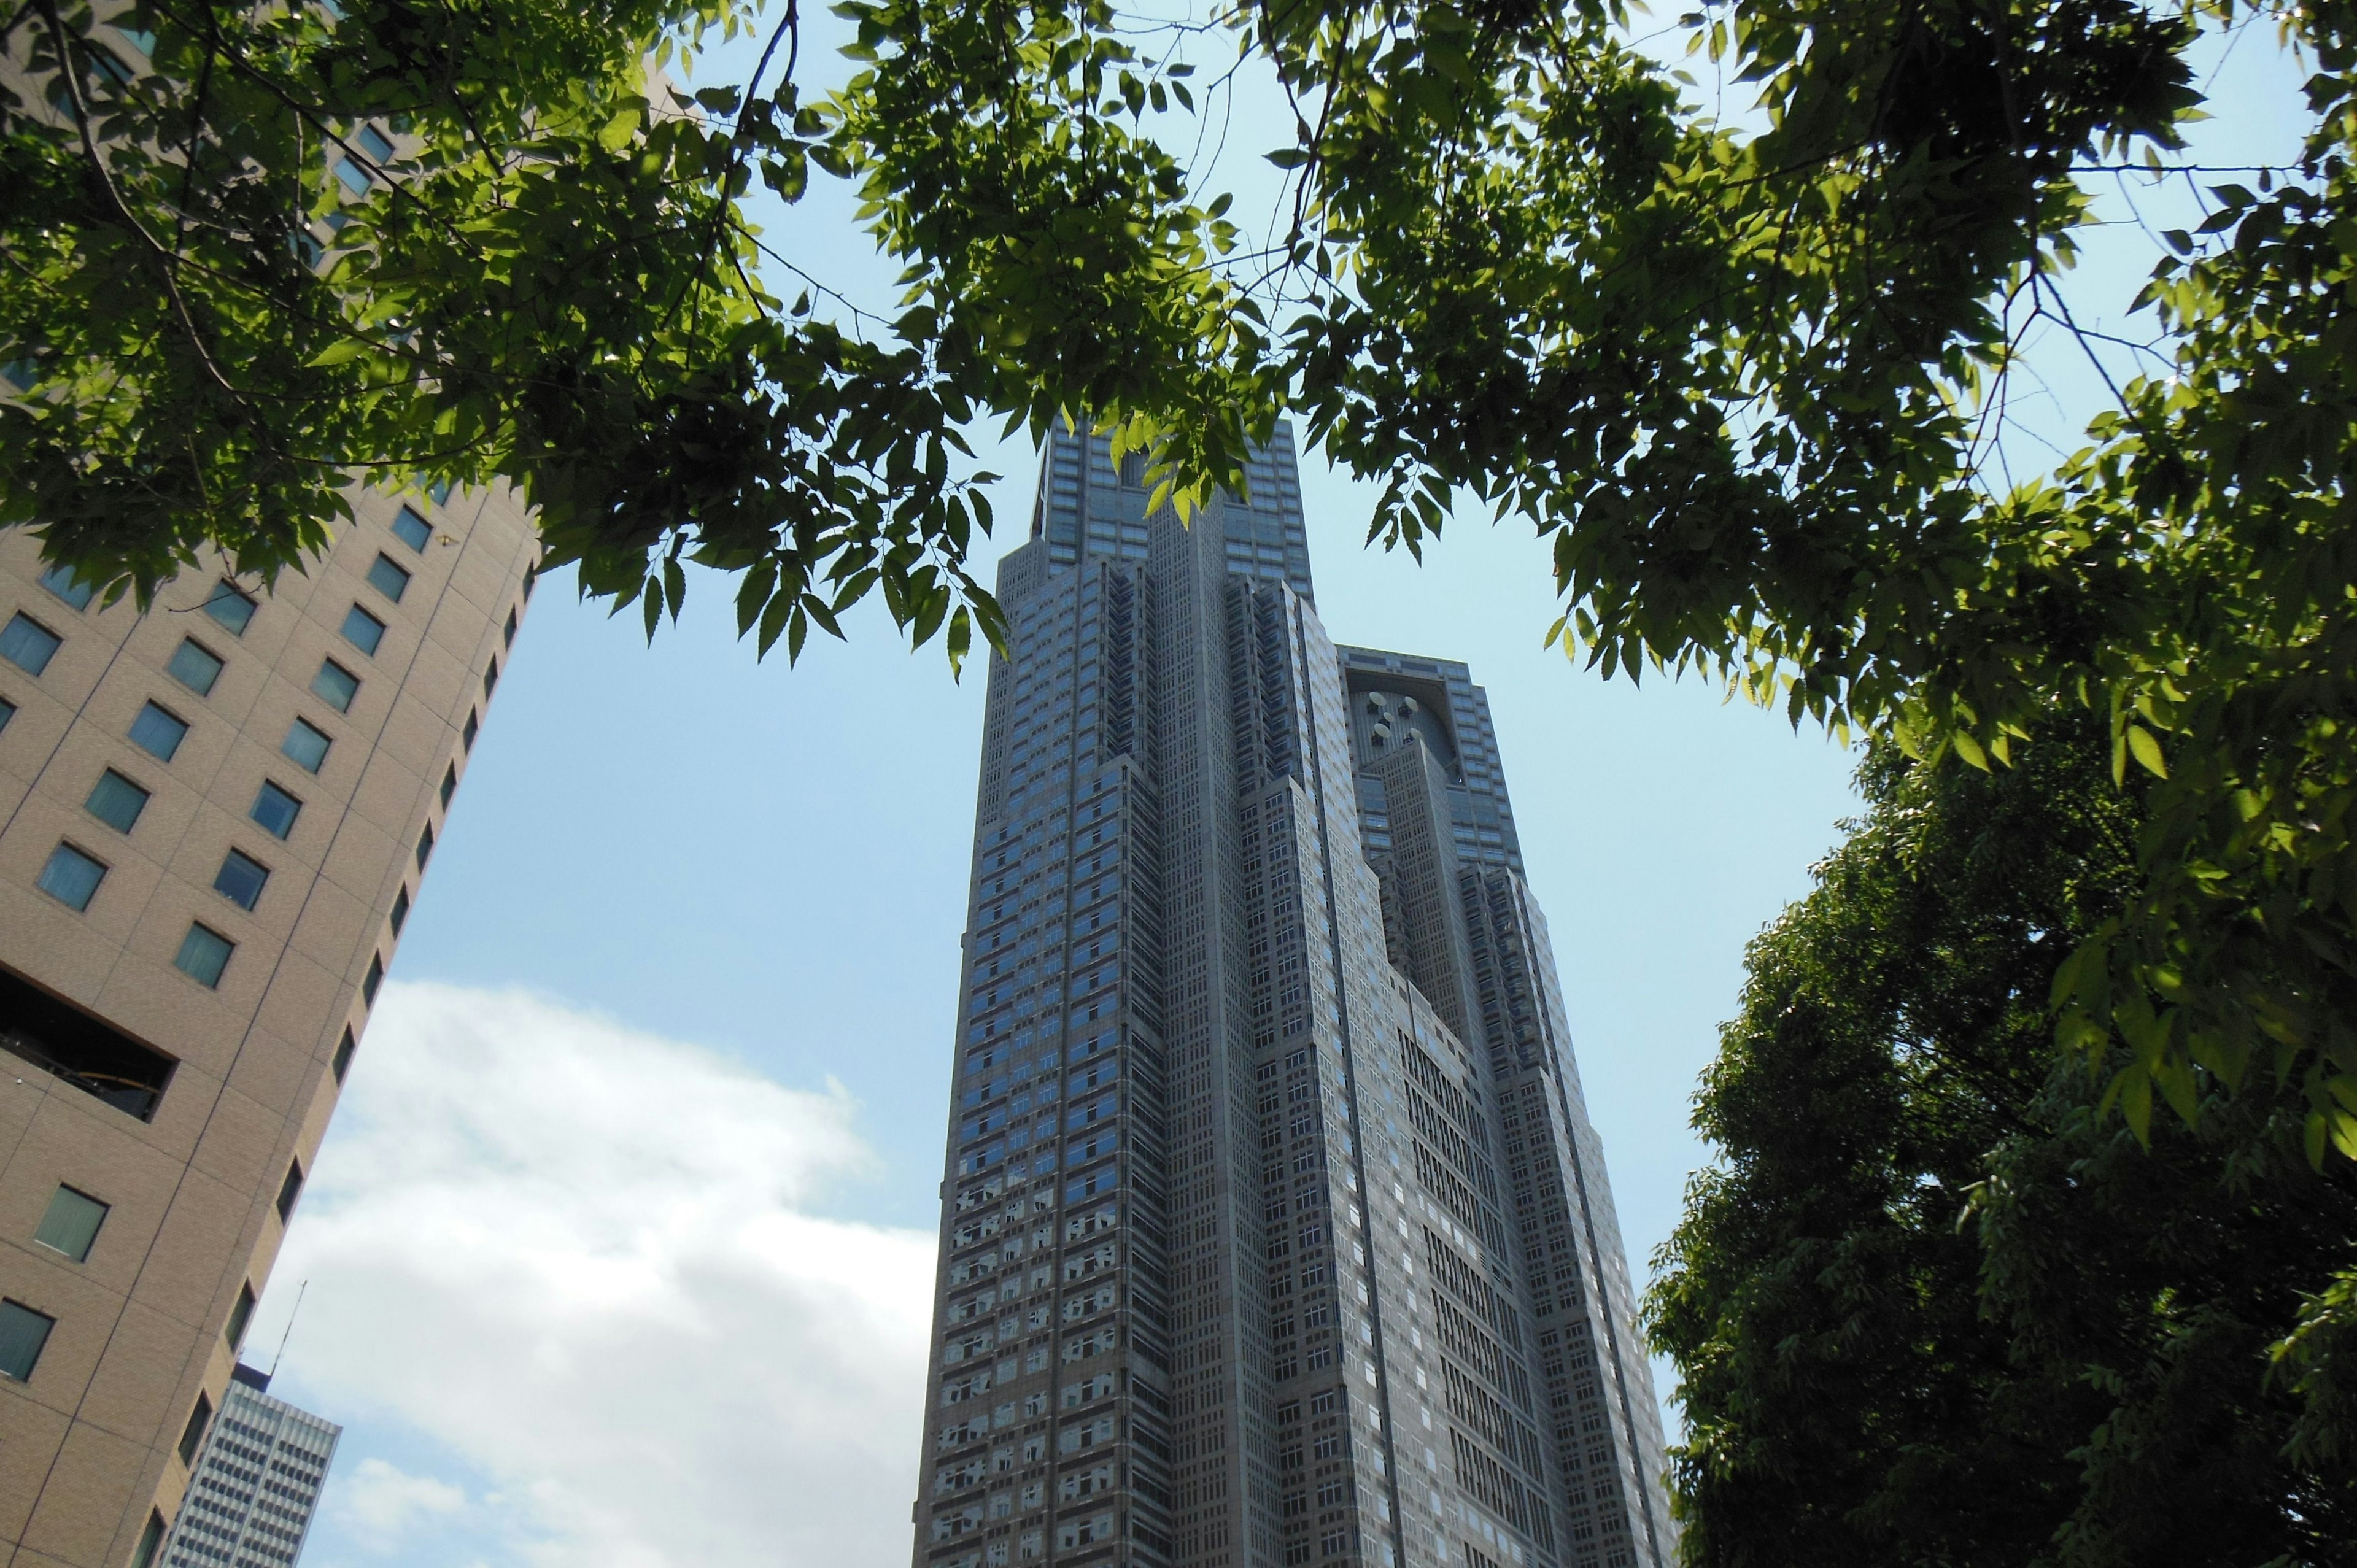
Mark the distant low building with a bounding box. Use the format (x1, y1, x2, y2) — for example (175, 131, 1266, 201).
(161, 1365, 339, 1568)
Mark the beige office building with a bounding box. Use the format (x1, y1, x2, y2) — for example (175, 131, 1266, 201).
(0, 484, 535, 1567)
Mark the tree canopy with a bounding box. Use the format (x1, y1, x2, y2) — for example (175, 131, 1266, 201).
(1648, 725, 2357, 1565)
(7, 0, 2356, 1253)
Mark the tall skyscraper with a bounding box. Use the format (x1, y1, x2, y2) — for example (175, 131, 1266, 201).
(913, 423, 1674, 1568)
(160, 1364, 339, 1568)
(0, 481, 534, 1568)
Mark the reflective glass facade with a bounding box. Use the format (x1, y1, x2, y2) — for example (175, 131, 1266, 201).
(917, 421, 1673, 1568)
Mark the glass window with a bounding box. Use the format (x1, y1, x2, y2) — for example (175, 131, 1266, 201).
(281, 717, 331, 773)
(340, 604, 385, 655)
(390, 884, 410, 935)
(439, 764, 455, 809)
(462, 709, 478, 751)
(415, 822, 433, 869)
(390, 505, 432, 552)
(503, 608, 518, 647)
(132, 1513, 164, 1568)
(0, 1300, 55, 1381)
(312, 658, 360, 713)
(36, 843, 105, 910)
(225, 1282, 256, 1348)
(365, 554, 411, 604)
(333, 156, 371, 195)
(0, 614, 61, 676)
(166, 638, 223, 695)
(174, 923, 233, 987)
(128, 702, 188, 762)
(482, 659, 498, 697)
(355, 122, 395, 161)
(250, 781, 302, 839)
(0, 696, 14, 733)
(84, 770, 150, 833)
(332, 1027, 357, 1083)
(33, 1186, 107, 1262)
(176, 1392, 211, 1464)
(212, 849, 269, 911)
(37, 563, 93, 611)
(362, 952, 384, 1003)
(277, 1160, 304, 1221)
(201, 581, 257, 635)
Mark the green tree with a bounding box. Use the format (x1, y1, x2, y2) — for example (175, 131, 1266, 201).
(1648, 726, 2357, 1566)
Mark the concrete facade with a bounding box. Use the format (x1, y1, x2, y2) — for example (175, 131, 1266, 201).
(912, 423, 1674, 1568)
(0, 483, 533, 1568)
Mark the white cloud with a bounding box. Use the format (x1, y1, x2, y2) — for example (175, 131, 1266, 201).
(335, 1458, 468, 1541)
(261, 981, 937, 1568)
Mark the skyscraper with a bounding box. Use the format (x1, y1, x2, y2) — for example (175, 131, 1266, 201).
(0, 480, 534, 1568)
(913, 423, 1674, 1568)
(160, 1364, 339, 1568)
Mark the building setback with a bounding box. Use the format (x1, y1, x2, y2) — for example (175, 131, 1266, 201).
(912, 422, 1674, 1568)
(160, 1365, 338, 1568)
(0, 477, 533, 1568)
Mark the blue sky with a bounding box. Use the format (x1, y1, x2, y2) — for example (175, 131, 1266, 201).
(244, 13, 2313, 1568)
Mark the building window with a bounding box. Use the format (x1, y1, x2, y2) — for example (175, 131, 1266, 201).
(333, 156, 371, 195)
(482, 658, 498, 697)
(0, 695, 14, 733)
(390, 886, 410, 935)
(362, 952, 384, 1004)
(339, 604, 386, 655)
(33, 1185, 108, 1262)
(201, 581, 257, 635)
(439, 764, 455, 809)
(225, 1281, 256, 1348)
(365, 554, 411, 604)
(312, 658, 360, 713)
(391, 505, 432, 552)
(503, 608, 518, 647)
(174, 924, 234, 987)
(276, 1159, 304, 1222)
(462, 709, 478, 751)
(333, 1027, 357, 1083)
(177, 1392, 212, 1465)
(36, 843, 106, 911)
(129, 701, 188, 762)
(416, 822, 433, 869)
(0, 614, 62, 676)
(131, 1512, 164, 1568)
(250, 780, 303, 839)
(83, 770, 150, 833)
(281, 717, 331, 773)
(166, 637, 224, 695)
(212, 850, 269, 911)
(38, 562, 94, 610)
(0, 1300, 56, 1381)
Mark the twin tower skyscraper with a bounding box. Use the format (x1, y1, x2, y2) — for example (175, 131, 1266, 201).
(914, 423, 1676, 1568)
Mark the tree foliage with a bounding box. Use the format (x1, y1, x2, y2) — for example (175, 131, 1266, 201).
(1648, 725, 2357, 1566)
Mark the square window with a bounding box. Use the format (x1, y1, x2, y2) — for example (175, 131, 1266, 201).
(277, 1160, 304, 1221)
(365, 554, 411, 603)
(38, 562, 94, 611)
(391, 505, 431, 552)
(201, 581, 257, 635)
(332, 1027, 357, 1083)
(174, 922, 233, 987)
(129, 702, 188, 762)
(166, 638, 223, 695)
(83, 770, 149, 833)
(0, 1300, 55, 1381)
(333, 156, 371, 195)
(282, 717, 331, 772)
(340, 604, 385, 655)
(390, 885, 410, 935)
(312, 658, 360, 712)
(251, 780, 303, 839)
(213, 849, 269, 911)
(428, 477, 452, 504)
(355, 122, 395, 161)
(37, 843, 106, 910)
(33, 1185, 107, 1262)
(0, 614, 62, 676)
